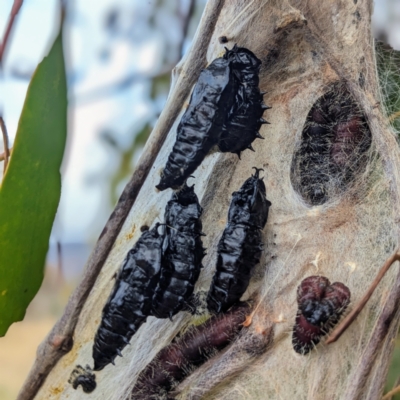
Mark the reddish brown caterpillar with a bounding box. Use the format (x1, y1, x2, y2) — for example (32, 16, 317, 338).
(292, 276, 351, 355)
(291, 82, 371, 205)
(131, 302, 250, 400)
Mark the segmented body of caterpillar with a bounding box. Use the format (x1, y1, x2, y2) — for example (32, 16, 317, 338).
(292, 275, 351, 355)
(131, 302, 250, 400)
(157, 45, 269, 191)
(218, 46, 269, 157)
(92, 224, 164, 371)
(207, 168, 271, 314)
(152, 184, 205, 319)
(156, 56, 236, 191)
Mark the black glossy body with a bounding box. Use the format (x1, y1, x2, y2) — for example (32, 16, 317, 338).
(207, 169, 271, 314)
(152, 184, 205, 319)
(69, 365, 96, 393)
(157, 45, 269, 191)
(156, 57, 236, 191)
(292, 276, 351, 355)
(72, 374, 96, 393)
(92, 224, 164, 371)
(218, 46, 267, 157)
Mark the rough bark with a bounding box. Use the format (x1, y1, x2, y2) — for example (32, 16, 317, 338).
(21, 0, 400, 399)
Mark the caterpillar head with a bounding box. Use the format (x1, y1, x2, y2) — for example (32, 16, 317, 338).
(224, 44, 261, 71)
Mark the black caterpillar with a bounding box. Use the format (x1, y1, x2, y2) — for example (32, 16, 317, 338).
(156, 45, 269, 191)
(292, 276, 351, 355)
(92, 223, 164, 371)
(218, 46, 270, 157)
(291, 82, 371, 205)
(152, 184, 205, 319)
(207, 168, 271, 314)
(131, 302, 250, 400)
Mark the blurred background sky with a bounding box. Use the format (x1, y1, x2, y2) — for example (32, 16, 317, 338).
(0, 0, 399, 398)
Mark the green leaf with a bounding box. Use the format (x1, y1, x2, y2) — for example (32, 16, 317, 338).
(0, 30, 67, 335)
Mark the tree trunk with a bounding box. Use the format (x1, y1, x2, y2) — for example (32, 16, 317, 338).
(21, 0, 400, 399)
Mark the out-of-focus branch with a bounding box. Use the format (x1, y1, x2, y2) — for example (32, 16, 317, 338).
(73, 0, 197, 105)
(382, 384, 400, 400)
(0, 148, 12, 162)
(0, 117, 11, 175)
(72, 67, 172, 105)
(0, 0, 24, 65)
(389, 110, 400, 122)
(177, 0, 196, 57)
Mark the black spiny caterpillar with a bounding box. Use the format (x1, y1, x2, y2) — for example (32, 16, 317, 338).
(157, 45, 269, 191)
(218, 45, 270, 158)
(131, 302, 250, 400)
(207, 168, 271, 314)
(92, 224, 164, 371)
(152, 184, 205, 319)
(292, 276, 351, 355)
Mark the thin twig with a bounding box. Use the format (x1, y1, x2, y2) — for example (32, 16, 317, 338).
(384, 376, 400, 400)
(0, 117, 11, 175)
(389, 110, 400, 122)
(56, 241, 63, 282)
(72, 67, 172, 105)
(73, 1, 196, 105)
(0, 0, 23, 65)
(17, 2, 225, 399)
(326, 249, 400, 345)
(0, 148, 11, 162)
(177, 0, 196, 57)
(382, 384, 400, 400)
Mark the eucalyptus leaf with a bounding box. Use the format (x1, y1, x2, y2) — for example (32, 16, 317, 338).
(0, 31, 67, 335)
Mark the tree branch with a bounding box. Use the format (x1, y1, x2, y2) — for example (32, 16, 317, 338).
(17, 1, 225, 399)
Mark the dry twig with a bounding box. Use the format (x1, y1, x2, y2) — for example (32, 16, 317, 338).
(0, 0, 23, 65)
(382, 384, 400, 400)
(0, 117, 11, 175)
(326, 249, 400, 344)
(389, 110, 400, 122)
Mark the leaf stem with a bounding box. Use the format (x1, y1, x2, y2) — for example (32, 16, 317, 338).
(0, 0, 24, 65)
(0, 117, 11, 175)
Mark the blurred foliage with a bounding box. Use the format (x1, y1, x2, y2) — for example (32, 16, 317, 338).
(0, 31, 67, 335)
(376, 41, 400, 134)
